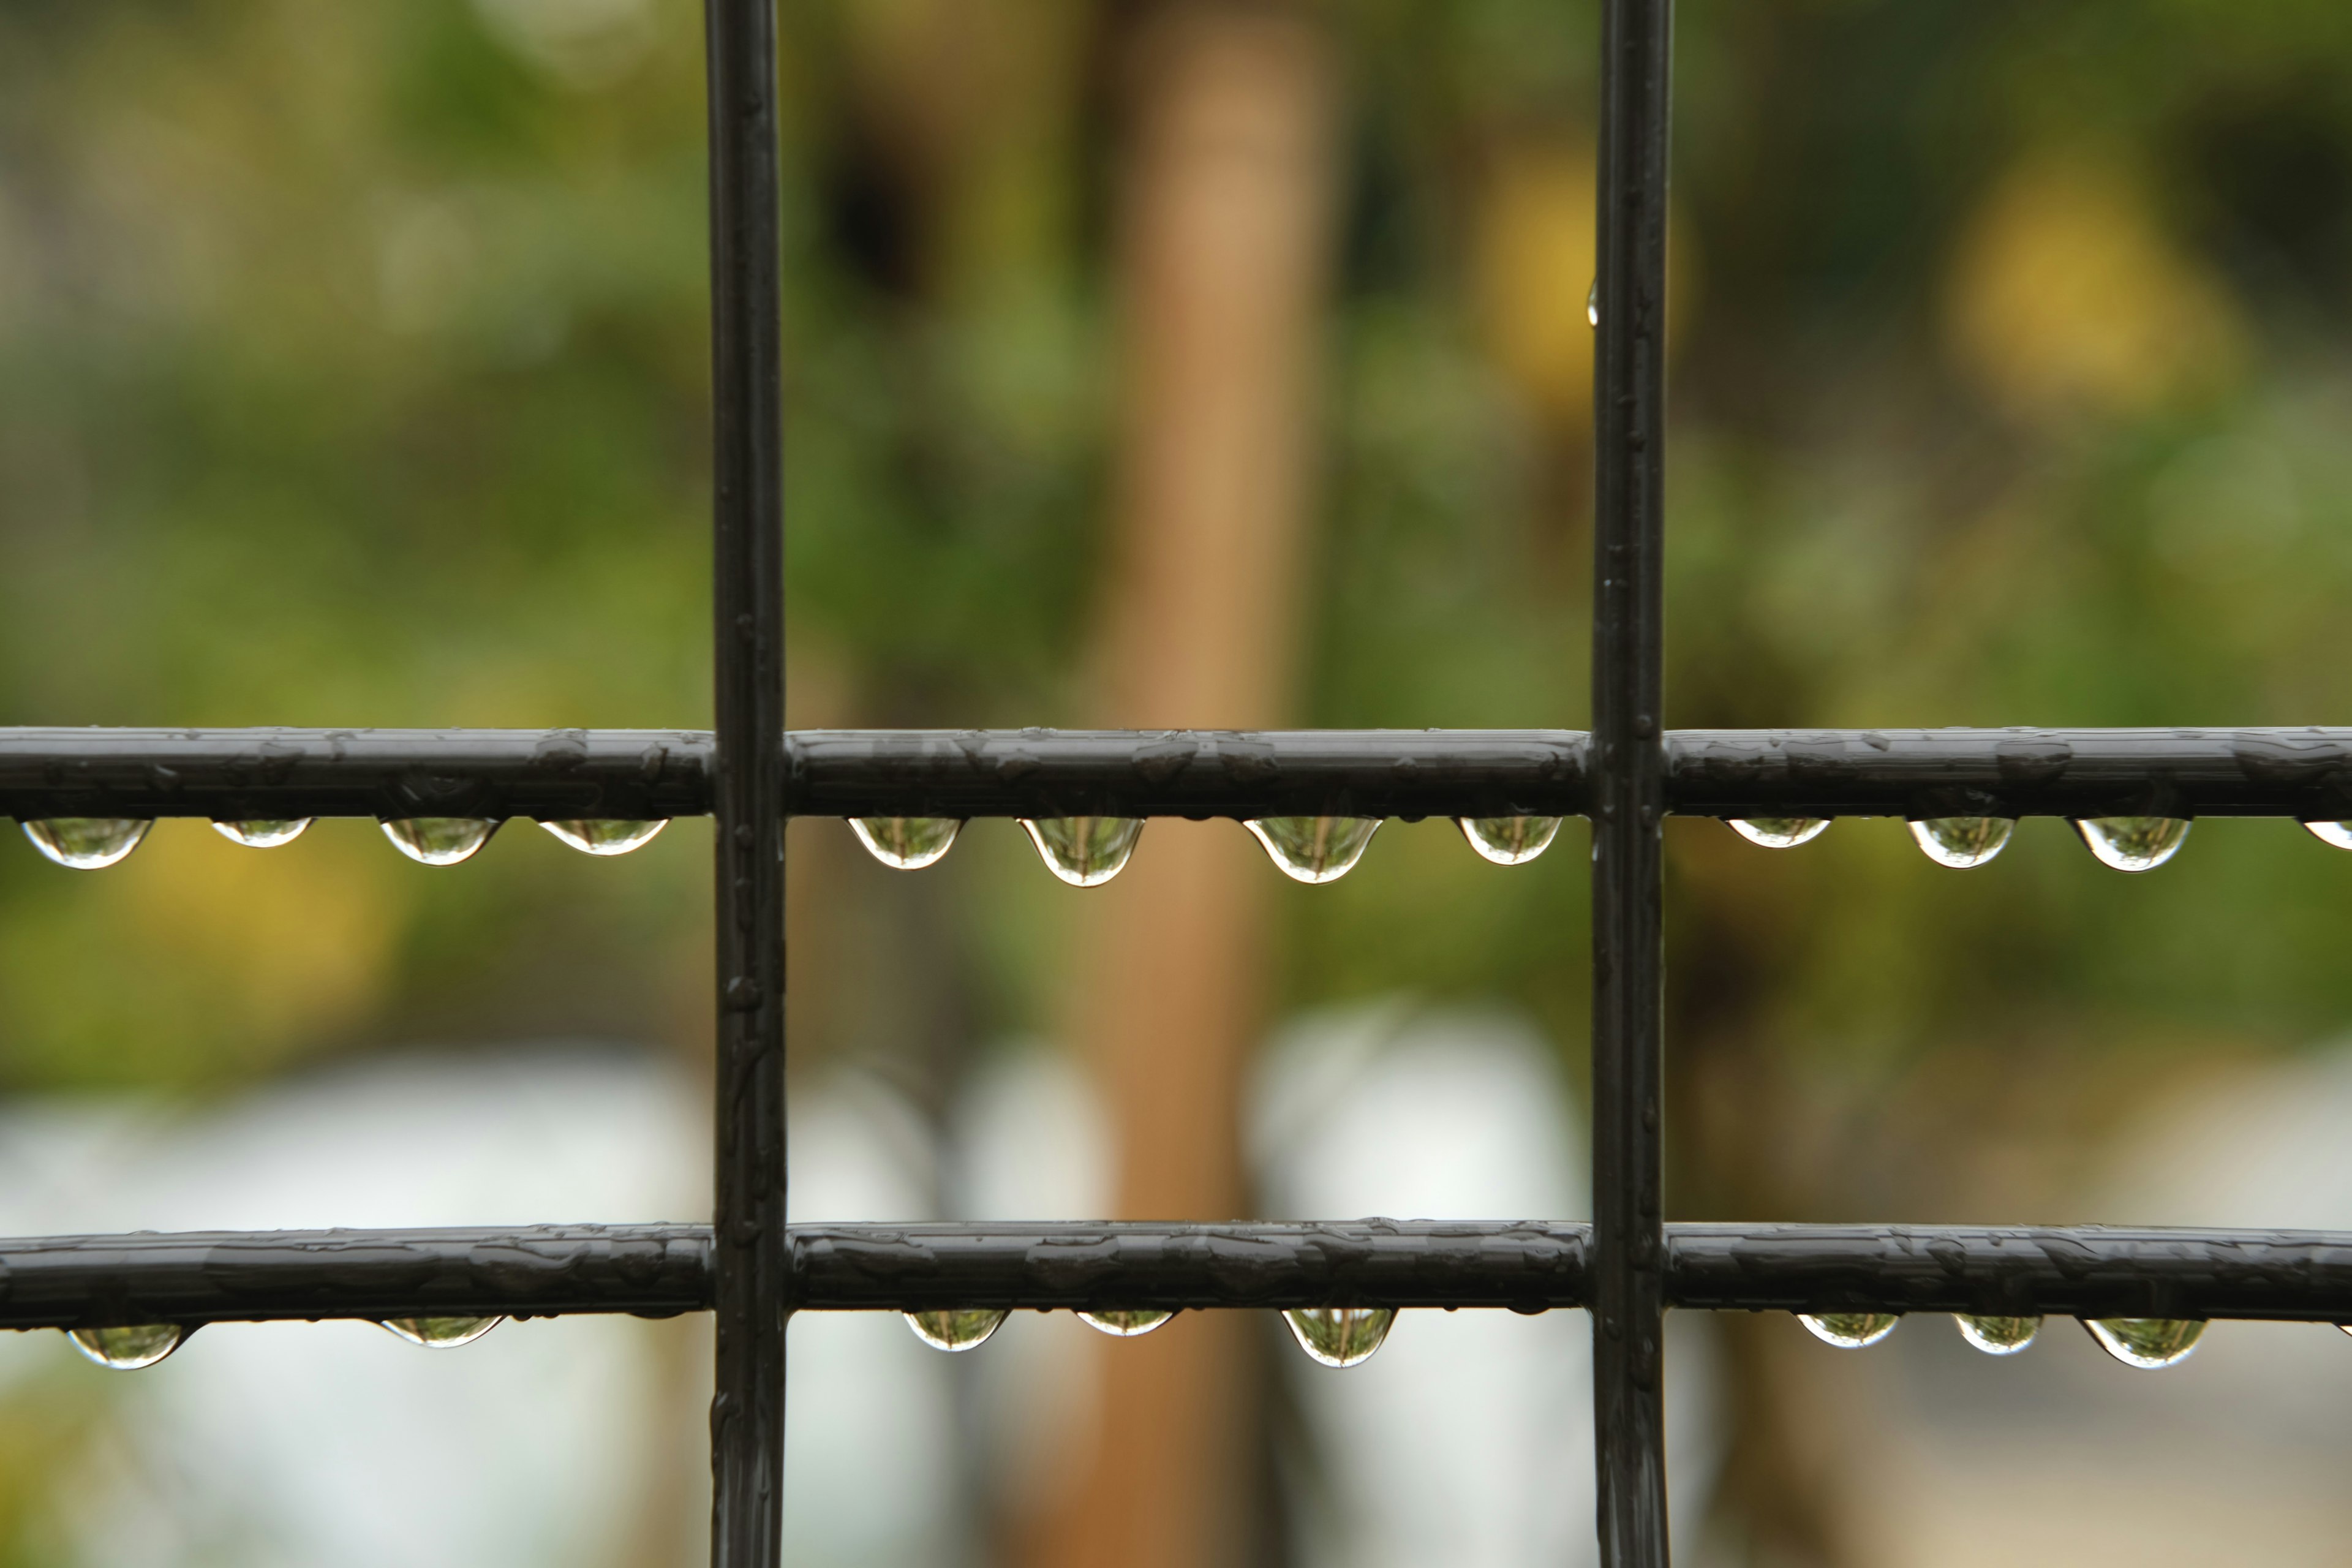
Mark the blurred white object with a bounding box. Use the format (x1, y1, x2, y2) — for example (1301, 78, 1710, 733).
(0, 1045, 704, 1568)
(1253, 1003, 1721, 1568)
(1856, 1047, 2352, 1568)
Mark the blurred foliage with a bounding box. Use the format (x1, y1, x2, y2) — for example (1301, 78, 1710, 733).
(0, 0, 2348, 1241)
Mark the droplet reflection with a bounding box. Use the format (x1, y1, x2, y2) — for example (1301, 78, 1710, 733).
(1020, 816, 1145, 887)
(2302, 821, 2352, 851)
(1245, 817, 1381, 884)
(1079, 1310, 1172, 1338)
(1954, 1314, 2041, 1355)
(1730, 818, 1829, 850)
(68, 1323, 186, 1370)
(905, 1308, 1007, 1352)
(382, 817, 499, 866)
(1800, 1313, 1898, 1348)
(1910, 816, 2014, 869)
(24, 818, 151, 870)
(213, 819, 312, 848)
(540, 819, 667, 856)
(851, 818, 962, 871)
(1458, 816, 1564, 866)
(1283, 1306, 1395, 1368)
(2084, 1316, 2204, 1368)
(1586, 279, 1599, 328)
(2073, 817, 2190, 873)
(382, 1316, 505, 1348)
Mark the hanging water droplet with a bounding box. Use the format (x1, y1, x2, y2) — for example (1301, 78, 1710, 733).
(1729, 817, 1829, 849)
(1909, 816, 2014, 869)
(2084, 1316, 2204, 1368)
(851, 817, 962, 870)
(381, 1315, 505, 1348)
(382, 817, 499, 865)
(1245, 817, 1382, 884)
(67, 1323, 185, 1370)
(1458, 816, 1564, 866)
(2073, 816, 2191, 873)
(540, 819, 667, 856)
(2302, 821, 2352, 850)
(23, 818, 151, 870)
(905, 1308, 1007, 1352)
(1954, 1314, 2041, 1355)
(1283, 1306, 1395, 1368)
(1586, 279, 1599, 328)
(1020, 816, 1145, 888)
(1800, 1313, 1898, 1348)
(212, 819, 312, 848)
(1079, 1310, 1172, 1338)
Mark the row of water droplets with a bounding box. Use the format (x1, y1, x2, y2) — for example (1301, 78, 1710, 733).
(904, 1305, 1395, 1369)
(64, 1314, 504, 1370)
(17, 815, 667, 870)
(1796, 1310, 2286, 1369)
(853, 813, 1564, 886)
(1737, 813, 2215, 872)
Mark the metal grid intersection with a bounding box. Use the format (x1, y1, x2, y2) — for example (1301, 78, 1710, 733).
(7, 4, 2352, 1567)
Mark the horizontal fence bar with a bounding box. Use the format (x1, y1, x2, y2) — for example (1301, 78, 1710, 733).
(786, 728, 1588, 820)
(0, 729, 712, 822)
(1667, 728, 2352, 821)
(791, 1221, 1587, 1311)
(6, 728, 2352, 823)
(0, 1226, 712, 1328)
(9, 1222, 2352, 1328)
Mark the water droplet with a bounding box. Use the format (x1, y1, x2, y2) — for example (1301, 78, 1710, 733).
(381, 1315, 504, 1348)
(382, 817, 498, 865)
(213, 819, 312, 848)
(1954, 1314, 2041, 1355)
(1283, 1306, 1395, 1368)
(1079, 1310, 1172, 1338)
(905, 1308, 1007, 1351)
(2073, 816, 2191, 873)
(23, 818, 151, 870)
(1730, 818, 1829, 849)
(1020, 816, 1145, 887)
(67, 1323, 185, 1370)
(851, 817, 961, 870)
(1245, 817, 1382, 884)
(2302, 821, 2352, 850)
(540, 819, 667, 856)
(1587, 279, 1599, 328)
(1800, 1313, 1898, 1348)
(1459, 816, 1564, 866)
(1909, 816, 2014, 869)
(2084, 1316, 2204, 1368)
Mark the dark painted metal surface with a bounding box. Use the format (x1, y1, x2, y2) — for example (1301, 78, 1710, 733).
(0, 728, 710, 821)
(1666, 727, 2352, 820)
(705, 2, 786, 1564)
(13, 726, 2352, 821)
(787, 727, 1588, 820)
(12, 1223, 2352, 1329)
(1589, 0, 1675, 1564)
(1666, 1224, 2352, 1321)
(0, 1226, 710, 1329)
(791, 1222, 1589, 1311)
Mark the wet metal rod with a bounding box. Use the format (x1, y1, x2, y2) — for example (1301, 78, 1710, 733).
(1589, 1, 1675, 1564)
(705, 2, 787, 1565)
(12, 727, 2352, 821)
(13, 1222, 2352, 1329)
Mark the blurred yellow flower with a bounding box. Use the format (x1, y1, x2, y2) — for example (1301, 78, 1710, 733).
(1945, 153, 2244, 419)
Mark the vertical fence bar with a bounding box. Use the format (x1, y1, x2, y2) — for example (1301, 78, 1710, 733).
(706, 1, 786, 1565)
(1589, 0, 1674, 1564)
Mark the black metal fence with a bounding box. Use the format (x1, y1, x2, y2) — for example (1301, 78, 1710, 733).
(7, 3, 2350, 1566)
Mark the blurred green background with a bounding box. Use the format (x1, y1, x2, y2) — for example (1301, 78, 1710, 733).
(5, 0, 2352, 1562)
